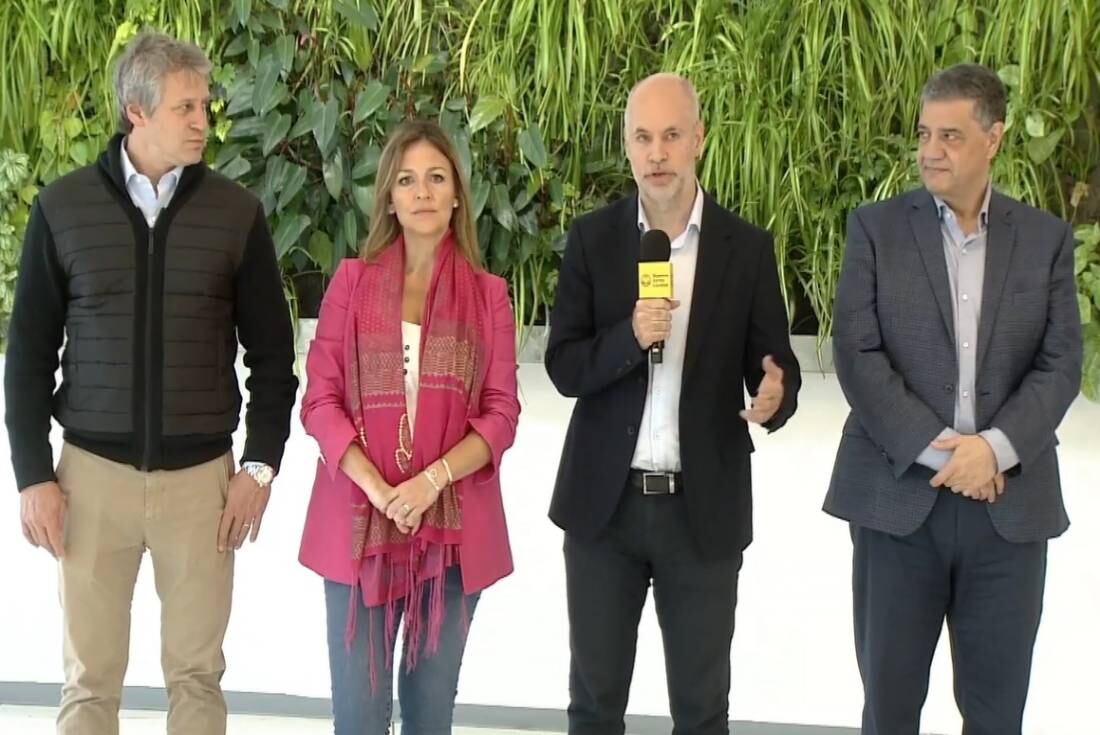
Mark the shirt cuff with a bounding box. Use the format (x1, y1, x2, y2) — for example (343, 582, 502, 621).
(980, 428, 1020, 473)
(914, 427, 960, 472)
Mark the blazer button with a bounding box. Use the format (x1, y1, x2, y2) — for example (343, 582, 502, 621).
(626, 426, 635, 436)
(943, 383, 954, 393)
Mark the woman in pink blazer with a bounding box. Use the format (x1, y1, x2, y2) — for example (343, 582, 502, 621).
(299, 119, 520, 735)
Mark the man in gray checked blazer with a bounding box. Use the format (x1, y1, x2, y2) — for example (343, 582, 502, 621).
(825, 64, 1082, 735)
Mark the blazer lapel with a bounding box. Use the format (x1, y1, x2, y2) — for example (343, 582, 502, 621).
(620, 196, 643, 302)
(976, 192, 1016, 374)
(908, 192, 956, 344)
(683, 195, 735, 381)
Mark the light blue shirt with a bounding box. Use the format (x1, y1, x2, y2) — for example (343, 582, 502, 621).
(120, 139, 183, 227)
(915, 184, 1019, 473)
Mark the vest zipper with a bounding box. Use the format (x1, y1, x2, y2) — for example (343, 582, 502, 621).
(142, 227, 155, 470)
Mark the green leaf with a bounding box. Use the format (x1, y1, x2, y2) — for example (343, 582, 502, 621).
(1024, 112, 1046, 138)
(1076, 244, 1093, 275)
(998, 65, 1021, 88)
(351, 145, 381, 179)
(227, 115, 265, 140)
(273, 214, 310, 259)
(307, 231, 333, 270)
(490, 225, 511, 273)
(1075, 223, 1100, 248)
(513, 187, 532, 212)
(274, 36, 295, 74)
(220, 155, 252, 180)
(232, 0, 252, 27)
(223, 35, 248, 58)
(445, 97, 467, 112)
(343, 210, 359, 253)
(63, 118, 82, 139)
(1082, 335, 1100, 401)
(323, 151, 345, 199)
(517, 125, 548, 168)
(288, 103, 320, 140)
(471, 177, 491, 219)
(334, 0, 379, 30)
(225, 77, 254, 116)
(262, 113, 292, 156)
(252, 57, 281, 115)
(353, 184, 374, 215)
(453, 129, 473, 181)
(69, 141, 89, 166)
(412, 53, 445, 75)
(551, 231, 568, 254)
(269, 0, 288, 9)
(517, 210, 538, 236)
(491, 183, 515, 231)
(354, 81, 389, 123)
(469, 96, 507, 134)
(549, 178, 564, 208)
(1082, 293, 1095, 324)
(1026, 128, 1064, 165)
(313, 97, 339, 155)
(214, 143, 244, 169)
(277, 164, 307, 211)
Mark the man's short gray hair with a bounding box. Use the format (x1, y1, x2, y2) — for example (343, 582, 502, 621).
(920, 63, 1006, 130)
(624, 73, 701, 130)
(113, 31, 211, 133)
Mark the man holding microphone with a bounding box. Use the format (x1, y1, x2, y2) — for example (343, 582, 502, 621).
(545, 72, 801, 735)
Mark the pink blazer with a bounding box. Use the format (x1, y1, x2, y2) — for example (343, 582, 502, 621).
(298, 258, 520, 595)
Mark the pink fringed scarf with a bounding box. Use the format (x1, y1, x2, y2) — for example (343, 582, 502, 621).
(344, 231, 487, 687)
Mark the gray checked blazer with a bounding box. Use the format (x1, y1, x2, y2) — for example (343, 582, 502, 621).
(824, 188, 1082, 543)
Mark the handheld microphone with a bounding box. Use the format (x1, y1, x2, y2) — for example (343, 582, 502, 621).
(638, 229, 673, 365)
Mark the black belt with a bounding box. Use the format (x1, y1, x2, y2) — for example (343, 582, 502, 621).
(627, 469, 682, 495)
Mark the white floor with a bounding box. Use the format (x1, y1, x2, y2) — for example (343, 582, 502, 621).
(3, 363, 1099, 734)
(0, 705, 550, 735)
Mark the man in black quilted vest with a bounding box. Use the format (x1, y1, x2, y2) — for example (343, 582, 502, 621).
(5, 31, 297, 735)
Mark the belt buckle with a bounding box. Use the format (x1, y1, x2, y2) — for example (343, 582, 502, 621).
(642, 472, 674, 495)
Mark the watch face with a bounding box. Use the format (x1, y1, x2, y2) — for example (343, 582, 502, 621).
(249, 464, 274, 485)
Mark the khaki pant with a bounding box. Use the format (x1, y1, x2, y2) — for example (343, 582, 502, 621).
(55, 443, 235, 735)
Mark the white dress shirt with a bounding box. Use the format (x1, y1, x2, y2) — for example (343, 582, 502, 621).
(120, 139, 183, 227)
(630, 184, 704, 472)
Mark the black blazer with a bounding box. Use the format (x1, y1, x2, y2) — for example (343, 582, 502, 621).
(545, 192, 801, 559)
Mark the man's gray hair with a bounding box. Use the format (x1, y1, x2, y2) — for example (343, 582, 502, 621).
(113, 31, 211, 133)
(624, 73, 701, 130)
(920, 63, 1006, 130)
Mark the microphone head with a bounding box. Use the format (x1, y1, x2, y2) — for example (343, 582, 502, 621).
(639, 229, 671, 262)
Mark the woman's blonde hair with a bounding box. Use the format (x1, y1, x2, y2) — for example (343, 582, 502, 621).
(360, 119, 482, 269)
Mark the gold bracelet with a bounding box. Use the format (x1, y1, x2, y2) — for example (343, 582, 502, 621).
(440, 457, 454, 486)
(423, 465, 443, 494)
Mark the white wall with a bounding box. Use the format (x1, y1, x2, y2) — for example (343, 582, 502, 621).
(1, 358, 1098, 734)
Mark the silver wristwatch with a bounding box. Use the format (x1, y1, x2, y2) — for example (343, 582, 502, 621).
(242, 461, 275, 488)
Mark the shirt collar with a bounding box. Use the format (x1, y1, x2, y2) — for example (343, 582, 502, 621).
(637, 183, 704, 249)
(120, 137, 183, 191)
(933, 182, 992, 230)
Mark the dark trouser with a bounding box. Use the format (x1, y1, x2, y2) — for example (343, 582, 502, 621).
(852, 490, 1047, 735)
(564, 484, 742, 735)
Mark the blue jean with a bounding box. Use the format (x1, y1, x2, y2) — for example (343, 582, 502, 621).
(325, 566, 480, 735)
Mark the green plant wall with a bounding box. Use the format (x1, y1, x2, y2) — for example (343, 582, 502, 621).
(2, 0, 1098, 397)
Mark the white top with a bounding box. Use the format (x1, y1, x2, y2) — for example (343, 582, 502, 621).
(402, 321, 422, 438)
(630, 184, 705, 472)
(119, 139, 183, 227)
